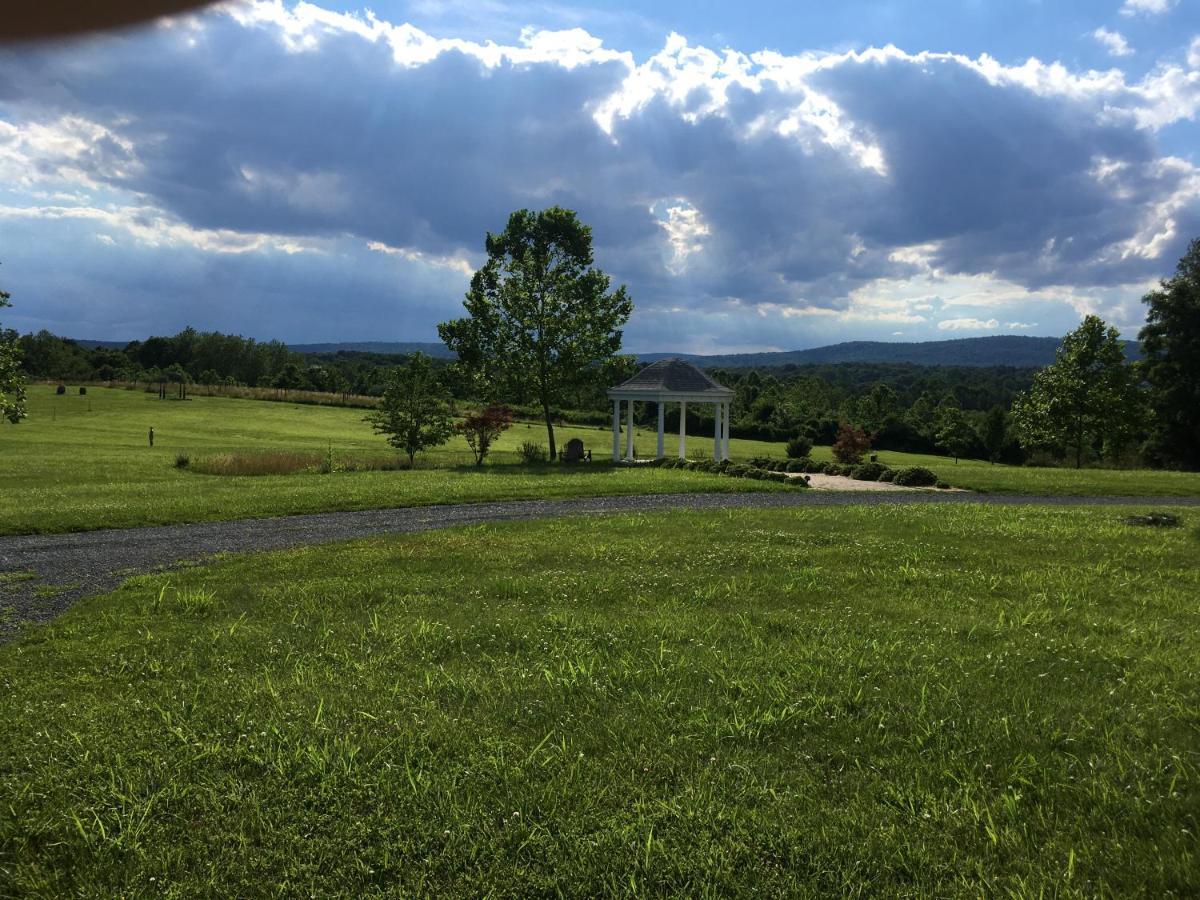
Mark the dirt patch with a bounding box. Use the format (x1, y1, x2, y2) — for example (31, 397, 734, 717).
(792, 473, 964, 492)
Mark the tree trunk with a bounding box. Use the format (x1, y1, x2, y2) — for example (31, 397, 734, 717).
(543, 399, 556, 461)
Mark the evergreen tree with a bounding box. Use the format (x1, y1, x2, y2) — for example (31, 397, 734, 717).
(1139, 237, 1200, 469)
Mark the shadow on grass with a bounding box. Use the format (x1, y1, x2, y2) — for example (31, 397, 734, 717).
(449, 461, 628, 477)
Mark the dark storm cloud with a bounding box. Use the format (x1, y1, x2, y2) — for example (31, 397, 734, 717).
(1, 3, 1197, 346)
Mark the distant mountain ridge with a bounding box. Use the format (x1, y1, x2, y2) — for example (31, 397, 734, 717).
(288, 341, 455, 357)
(70, 334, 1140, 369)
(639, 335, 1141, 369)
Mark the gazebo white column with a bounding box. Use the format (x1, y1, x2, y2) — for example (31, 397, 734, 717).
(606, 360, 733, 467)
(678, 401, 687, 458)
(611, 399, 621, 461)
(713, 402, 722, 461)
(656, 402, 665, 458)
(722, 402, 731, 460)
(625, 400, 634, 460)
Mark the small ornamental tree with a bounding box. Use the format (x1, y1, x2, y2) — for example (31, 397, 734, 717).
(364, 353, 455, 465)
(832, 423, 871, 464)
(457, 403, 513, 466)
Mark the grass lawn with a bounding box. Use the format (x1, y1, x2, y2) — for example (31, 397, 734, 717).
(1, 504, 1197, 895)
(837, 447, 1200, 497)
(3, 385, 1199, 536)
(0, 386, 786, 535)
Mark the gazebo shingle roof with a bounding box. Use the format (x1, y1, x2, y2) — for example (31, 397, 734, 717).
(609, 358, 731, 395)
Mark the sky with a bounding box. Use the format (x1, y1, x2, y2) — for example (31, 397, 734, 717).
(1, 0, 1198, 353)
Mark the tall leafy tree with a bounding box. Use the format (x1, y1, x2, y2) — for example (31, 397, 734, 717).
(935, 405, 976, 463)
(1139, 237, 1200, 469)
(1, 280, 26, 425)
(364, 353, 454, 465)
(1012, 315, 1142, 468)
(438, 207, 632, 459)
(979, 405, 1008, 464)
(855, 382, 899, 437)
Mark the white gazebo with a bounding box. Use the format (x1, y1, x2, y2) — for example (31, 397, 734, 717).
(607, 358, 734, 462)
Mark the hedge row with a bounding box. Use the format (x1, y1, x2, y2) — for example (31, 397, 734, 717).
(648, 455, 946, 489)
(649, 456, 809, 488)
(745, 457, 944, 487)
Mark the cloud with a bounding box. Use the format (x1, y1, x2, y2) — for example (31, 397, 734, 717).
(1006, 321, 1037, 329)
(1093, 28, 1133, 58)
(938, 317, 1000, 331)
(1120, 0, 1176, 17)
(0, 1, 1197, 348)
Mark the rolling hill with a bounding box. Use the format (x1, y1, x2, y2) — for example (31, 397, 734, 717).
(638, 335, 1141, 369)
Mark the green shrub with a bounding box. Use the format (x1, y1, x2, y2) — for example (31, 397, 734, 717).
(935, 481, 950, 489)
(55, 384, 66, 395)
(78, 386, 87, 396)
(850, 461, 888, 481)
(518, 441, 548, 464)
(785, 435, 813, 459)
(806, 460, 828, 474)
(726, 463, 751, 477)
(878, 468, 896, 482)
(749, 457, 772, 469)
(789, 474, 811, 488)
(893, 466, 939, 487)
(766, 471, 790, 483)
(174, 453, 190, 469)
(784, 459, 808, 473)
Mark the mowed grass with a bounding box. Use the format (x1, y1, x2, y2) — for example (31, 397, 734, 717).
(833, 447, 1200, 497)
(3, 385, 1199, 536)
(2, 505, 1198, 896)
(0, 386, 785, 535)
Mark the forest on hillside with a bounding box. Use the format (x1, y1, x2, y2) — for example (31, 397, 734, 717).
(16, 326, 1038, 461)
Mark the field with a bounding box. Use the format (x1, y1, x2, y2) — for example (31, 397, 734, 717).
(0, 386, 786, 535)
(1, 504, 1197, 895)
(2, 385, 1199, 536)
(837, 447, 1200, 497)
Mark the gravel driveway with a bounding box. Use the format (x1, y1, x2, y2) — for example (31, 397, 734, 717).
(2, 490, 1196, 637)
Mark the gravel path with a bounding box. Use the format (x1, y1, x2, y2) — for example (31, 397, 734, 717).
(2, 490, 1197, 636)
